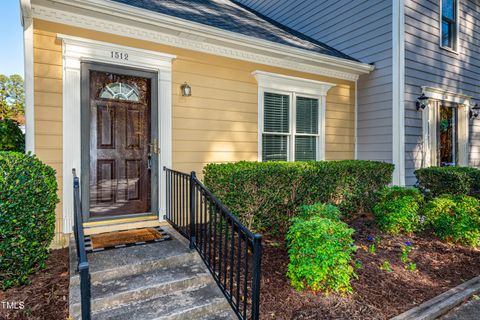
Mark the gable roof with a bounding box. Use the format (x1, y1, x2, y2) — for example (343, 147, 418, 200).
(111, 0, 359, 62)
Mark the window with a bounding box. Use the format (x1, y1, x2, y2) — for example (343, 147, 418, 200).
(262, 93, 320, 162)
(437, 105, 457, 166)
(440, 0, 458, 50)
(254, 71, 334, 162)
(100, 82, 140, 102)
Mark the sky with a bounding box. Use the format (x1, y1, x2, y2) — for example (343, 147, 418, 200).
(0, 0, 24, 76)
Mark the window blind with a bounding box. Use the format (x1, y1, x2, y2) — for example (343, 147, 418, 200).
(263, 92, 289, 161)
(296, 97, 318, 134)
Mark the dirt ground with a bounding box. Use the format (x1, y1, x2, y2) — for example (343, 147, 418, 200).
(0, 248, 69, 320)
(259, 215, 480, 320)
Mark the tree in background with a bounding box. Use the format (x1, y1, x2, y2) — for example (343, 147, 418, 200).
(0, 74, 25, 123)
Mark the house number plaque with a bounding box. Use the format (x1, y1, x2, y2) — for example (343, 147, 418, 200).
(111, 51, 129, 60)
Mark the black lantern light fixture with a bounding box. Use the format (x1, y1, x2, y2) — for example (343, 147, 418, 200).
(470, 104, 480, 119)
(416, 93, 429, 111)
(181, 82, 191, 97)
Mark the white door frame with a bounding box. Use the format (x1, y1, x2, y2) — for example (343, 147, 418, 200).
(59, 34, 175, 233)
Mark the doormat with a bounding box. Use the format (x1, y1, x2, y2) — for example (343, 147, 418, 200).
(85, 226, 171, 252)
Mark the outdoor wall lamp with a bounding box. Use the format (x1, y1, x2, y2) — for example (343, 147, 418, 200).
(470, 104, 480, 119)
(181, 82, 192, 97)
(416, 93, 429, 111)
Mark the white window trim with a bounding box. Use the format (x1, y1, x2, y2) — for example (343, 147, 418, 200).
(421, 86, 470, 168)
(253, 71, 335, 162)
(59, 34, 175, 233)
(439, 0, 460, 53)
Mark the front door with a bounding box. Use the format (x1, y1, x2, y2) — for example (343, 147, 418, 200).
(81, 63, 159, 220)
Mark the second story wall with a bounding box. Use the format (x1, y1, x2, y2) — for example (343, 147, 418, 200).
(237, 0, 394, 163)
(404, 0, 480, 185)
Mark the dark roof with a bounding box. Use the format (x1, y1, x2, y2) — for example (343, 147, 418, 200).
(110, 0, 359, 62)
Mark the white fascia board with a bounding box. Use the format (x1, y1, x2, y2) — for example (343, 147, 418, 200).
(422, 86, 472, 105)
(31, 0, 374, 81)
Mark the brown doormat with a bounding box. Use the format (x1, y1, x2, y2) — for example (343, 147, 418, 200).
(86, 226, 170, 252)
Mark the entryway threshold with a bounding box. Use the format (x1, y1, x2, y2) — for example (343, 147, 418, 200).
(83, 215, 165, 235)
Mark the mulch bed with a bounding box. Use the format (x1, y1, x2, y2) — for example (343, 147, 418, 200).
(260, 214, 480, 320)
(0, 248, 69, 320)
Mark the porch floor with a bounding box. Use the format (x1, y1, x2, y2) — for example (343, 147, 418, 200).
(69, 226, 235, 320)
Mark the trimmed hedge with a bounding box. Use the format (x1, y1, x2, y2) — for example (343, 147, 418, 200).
(0, 119, 25, 152)
(415, 166, 480, 198)
(0, 152, 58, 289)
(373, 186, 424, 235)
(203, 160, 394, 233)
(423, 195, 480, 247)
(296, 203, 342, 221)
(286, 214, 357, 294)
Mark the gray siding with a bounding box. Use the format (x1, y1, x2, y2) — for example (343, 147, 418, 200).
(404, 0, 480, 185)
(237, 0, 394, 162)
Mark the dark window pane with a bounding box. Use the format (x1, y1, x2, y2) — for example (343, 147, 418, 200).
(264, 92, 289, 133)
(442, 0, 455, 20)
(296, 97, 319, 134)
(442, 21, 452, 47)
(438, 106, 457, 166)
(295, 136, 316, 161)
(262, 135, 288, 161)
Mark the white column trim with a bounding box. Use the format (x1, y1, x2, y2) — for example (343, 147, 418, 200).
(21, 0, 35, 153)
(60, 35, 175, 233)
(392, 0, 406, 185)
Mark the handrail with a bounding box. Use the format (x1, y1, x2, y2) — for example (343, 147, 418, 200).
(72, 169, 91, 320)
(164, 167, 262, 320)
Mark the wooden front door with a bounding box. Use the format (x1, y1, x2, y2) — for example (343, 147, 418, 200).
(82, 64, 159, 220)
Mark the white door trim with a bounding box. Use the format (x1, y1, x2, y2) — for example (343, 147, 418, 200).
(59, 34, 175, 233)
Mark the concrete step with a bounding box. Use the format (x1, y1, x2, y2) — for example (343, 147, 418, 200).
(70, 263, 214, 317)
(70, 238, 199, 285)
(92, 283, 235, 320)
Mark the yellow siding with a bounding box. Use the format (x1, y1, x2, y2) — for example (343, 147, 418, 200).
(32, 19, 355, 241)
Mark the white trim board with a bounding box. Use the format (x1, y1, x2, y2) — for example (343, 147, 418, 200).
(21, 0, 35, 153)
(60, 34, 174, 234)
(253, 71, 335, 162)
(392, 0, 406, 186)
(30, 0, 373, 81)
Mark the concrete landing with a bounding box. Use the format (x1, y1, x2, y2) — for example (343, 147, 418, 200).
(69, 226, 235, 320)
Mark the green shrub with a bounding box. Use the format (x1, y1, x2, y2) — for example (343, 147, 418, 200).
(423, 195, 480, 247)
(373, 186, 424, 235)
(203, 160, 394, 233)
(415, 166, 480, 198)
(286, 216, 357, 294)
(0, 152, 58, 289)
(297, 203, 341, 221)
(0, 119, 25, 152)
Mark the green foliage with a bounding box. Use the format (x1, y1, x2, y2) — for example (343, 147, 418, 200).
(405, 262, 417, 271)
(0, 152, 59, 289)
(415, 166, 480, 198)
(400, 243, 413, 263)
(380, 260, 392, 272)
(296, 203, 341, 221)
(286, 215, 357, 294)
(373, 186, 424, 235)
(423, 195, 480, 247)
(203, 160, 394, 233)
(0, 119, 25, 152)
(0, 74, 24, 120)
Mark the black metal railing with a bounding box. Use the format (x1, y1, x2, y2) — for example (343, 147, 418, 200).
(164, 168, 262, 320)
(72, 169, 91, 320)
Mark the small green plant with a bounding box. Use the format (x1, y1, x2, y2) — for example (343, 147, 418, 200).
(373, 186, 424, 235)
(296, 203, 341, 221)
(368, 244, 376, 254)
(405, 262, 417, 271)
(354, 260, 363, 270)
(380, 260, 393, 272)
(400, 241, 413, 263)
(366, 235, 381, 254)
(0, 152, 58, 289)
(286, 216, 357, 294)
(423, 195, 480, 247)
